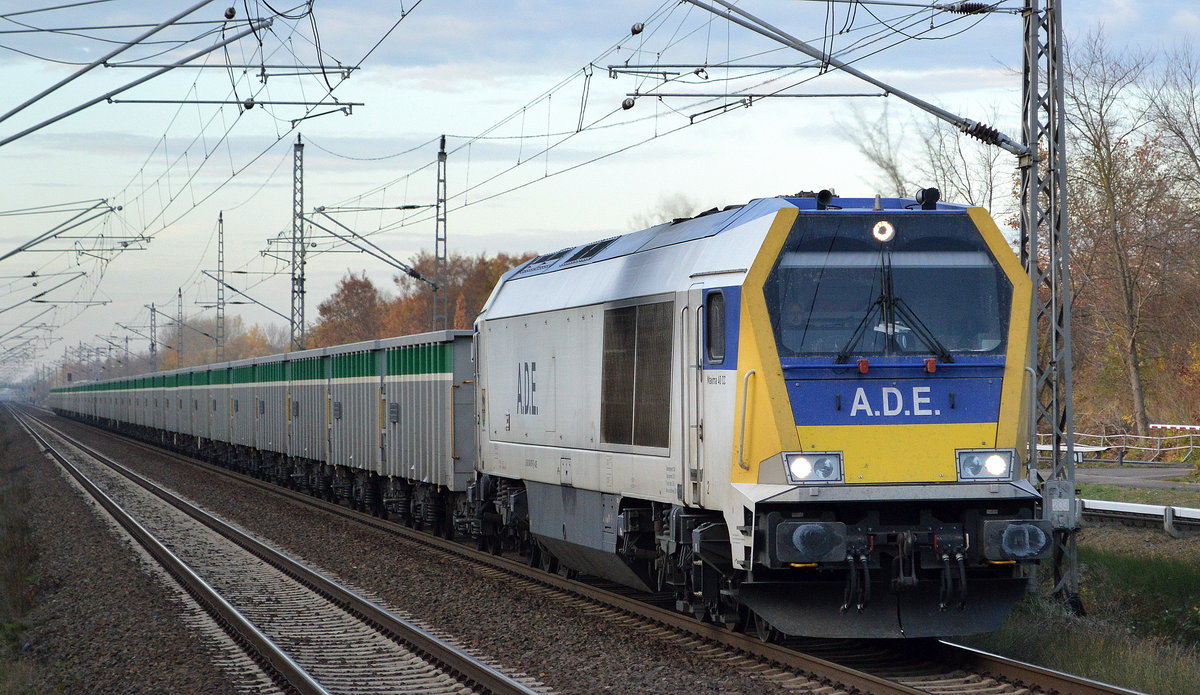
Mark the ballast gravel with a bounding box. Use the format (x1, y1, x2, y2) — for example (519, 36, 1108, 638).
(45, 415, 798, 695)
(2, 414, 247, 695)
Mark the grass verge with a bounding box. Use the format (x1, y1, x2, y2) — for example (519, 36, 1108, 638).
(963, 594, 1200, 695)
(962, 526, 1200, 695)
(0, 418, 39, 695)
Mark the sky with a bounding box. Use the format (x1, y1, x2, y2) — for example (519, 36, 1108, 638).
(0, 0, 1195, 382)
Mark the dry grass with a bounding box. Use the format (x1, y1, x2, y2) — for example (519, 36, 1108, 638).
(962, 525, 1200, 695)
(965, 596, 1200, 695)
(0, 419, 39, 695)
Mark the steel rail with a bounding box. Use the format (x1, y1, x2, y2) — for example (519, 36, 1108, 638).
(937, 642, 1148, 695)
(1080, 499, 1200, 537)
(18, 409, 541, 695)
(40, 411, 1148, 695)
(37, 412, 926, 695)
(8, 407, 329, 695)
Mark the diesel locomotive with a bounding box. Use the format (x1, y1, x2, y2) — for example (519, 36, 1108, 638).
(50, 190, 1051, 639)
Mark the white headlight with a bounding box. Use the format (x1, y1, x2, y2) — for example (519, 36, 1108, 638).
(957, 450, 1014, 480)
(788, 455, 813, 480)
(984, 454, 1008, 476)
(785, 452, 844, 484)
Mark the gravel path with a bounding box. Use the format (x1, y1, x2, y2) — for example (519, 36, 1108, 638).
(47, 415, 802, 695)
(3, 413, 271, 695)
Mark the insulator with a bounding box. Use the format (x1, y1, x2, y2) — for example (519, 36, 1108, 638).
(962, 121, 1001, 146)
(224, 7, 236, 19)
(243, 97, 255, 110)
(631, 22, 644, 35)
(622, 97, 636, 110)
(944, 2, 990, 13)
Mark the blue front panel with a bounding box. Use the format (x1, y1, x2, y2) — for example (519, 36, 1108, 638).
(788, 376, 1002, 426)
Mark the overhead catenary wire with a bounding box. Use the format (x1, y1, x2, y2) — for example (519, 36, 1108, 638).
(16, 0, 1013, 375)
(324, 0, 1011, 242)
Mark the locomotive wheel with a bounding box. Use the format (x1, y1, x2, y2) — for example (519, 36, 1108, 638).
(526, 542, 541, 567)
(750, 612, 781, 643)
(722, 604, 749, 633)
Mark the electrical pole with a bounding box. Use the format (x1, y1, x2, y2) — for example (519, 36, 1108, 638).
(149, 302, 158, 371)
(177, 287, 184, 366)
(433, 135, 448, 331)
(1019, 0, 1080, 611)
(217, 212, 226, 361)
(290, 134, 306, 351)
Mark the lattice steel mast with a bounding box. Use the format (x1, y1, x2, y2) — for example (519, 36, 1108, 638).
(216, 212, 226, 361)
(433, 135, 448, 331)
(176, 287, 183, 365)
(1019, 0, 1079, 608)
(291, 134, 306, 350)
(149, 303, 158, 371)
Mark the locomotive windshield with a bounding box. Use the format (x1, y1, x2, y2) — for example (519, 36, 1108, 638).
(765, 213, 1012, 359)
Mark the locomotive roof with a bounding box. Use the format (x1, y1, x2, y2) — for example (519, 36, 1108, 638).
(480, 194, 974, 321)
(507, 194, 968, 281)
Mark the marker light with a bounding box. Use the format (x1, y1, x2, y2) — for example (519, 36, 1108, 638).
(872, 220, 895, 242)
(784, 452, 844, 484)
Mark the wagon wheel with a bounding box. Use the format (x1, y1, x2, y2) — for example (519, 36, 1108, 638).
(440, 499, 455, 540)
(539, 548, 559, 574)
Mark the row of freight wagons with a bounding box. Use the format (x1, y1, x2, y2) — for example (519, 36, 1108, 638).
(49, 331, 476, 490)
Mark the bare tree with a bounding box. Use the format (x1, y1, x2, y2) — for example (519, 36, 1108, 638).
(840, 102, 1015, 215)
(1063, 31, 1158, 435)
(1146, 45, 1200, 200)
(915, 111, 1012, 214)
(839, 102, 910, 197)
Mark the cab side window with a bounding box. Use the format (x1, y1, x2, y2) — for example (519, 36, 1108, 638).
(706, 292, 725, 364)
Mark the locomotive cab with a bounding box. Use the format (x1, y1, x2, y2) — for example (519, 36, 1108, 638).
(729, 198, 1049, 637)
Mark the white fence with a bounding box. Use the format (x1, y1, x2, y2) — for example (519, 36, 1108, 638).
(1036, 429, 1200, 465)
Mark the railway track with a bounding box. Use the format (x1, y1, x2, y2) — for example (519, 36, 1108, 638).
(25, 408, 1147, 695)
(1081, 498, 1200, 537)
(10, 407, 544, 695)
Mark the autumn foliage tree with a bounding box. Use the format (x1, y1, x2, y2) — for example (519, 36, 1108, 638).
(307, 271, 387, 348)
(386, 251, 536, 335)
(304, 252, 537, 346)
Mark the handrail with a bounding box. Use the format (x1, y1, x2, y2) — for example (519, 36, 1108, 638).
(737, 369, 756, 471)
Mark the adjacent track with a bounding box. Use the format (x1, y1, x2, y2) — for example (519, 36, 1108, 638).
(26, 408, 1148, 695)
(11, 406, 543, 695)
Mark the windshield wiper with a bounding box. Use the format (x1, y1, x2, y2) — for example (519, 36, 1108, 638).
(834, 249, 954, 364)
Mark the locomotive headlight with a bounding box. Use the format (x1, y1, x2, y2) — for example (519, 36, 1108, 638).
(872, 220, 895, 243)
(956, 449, 1015, 480)
(784, 452, 843, 484)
